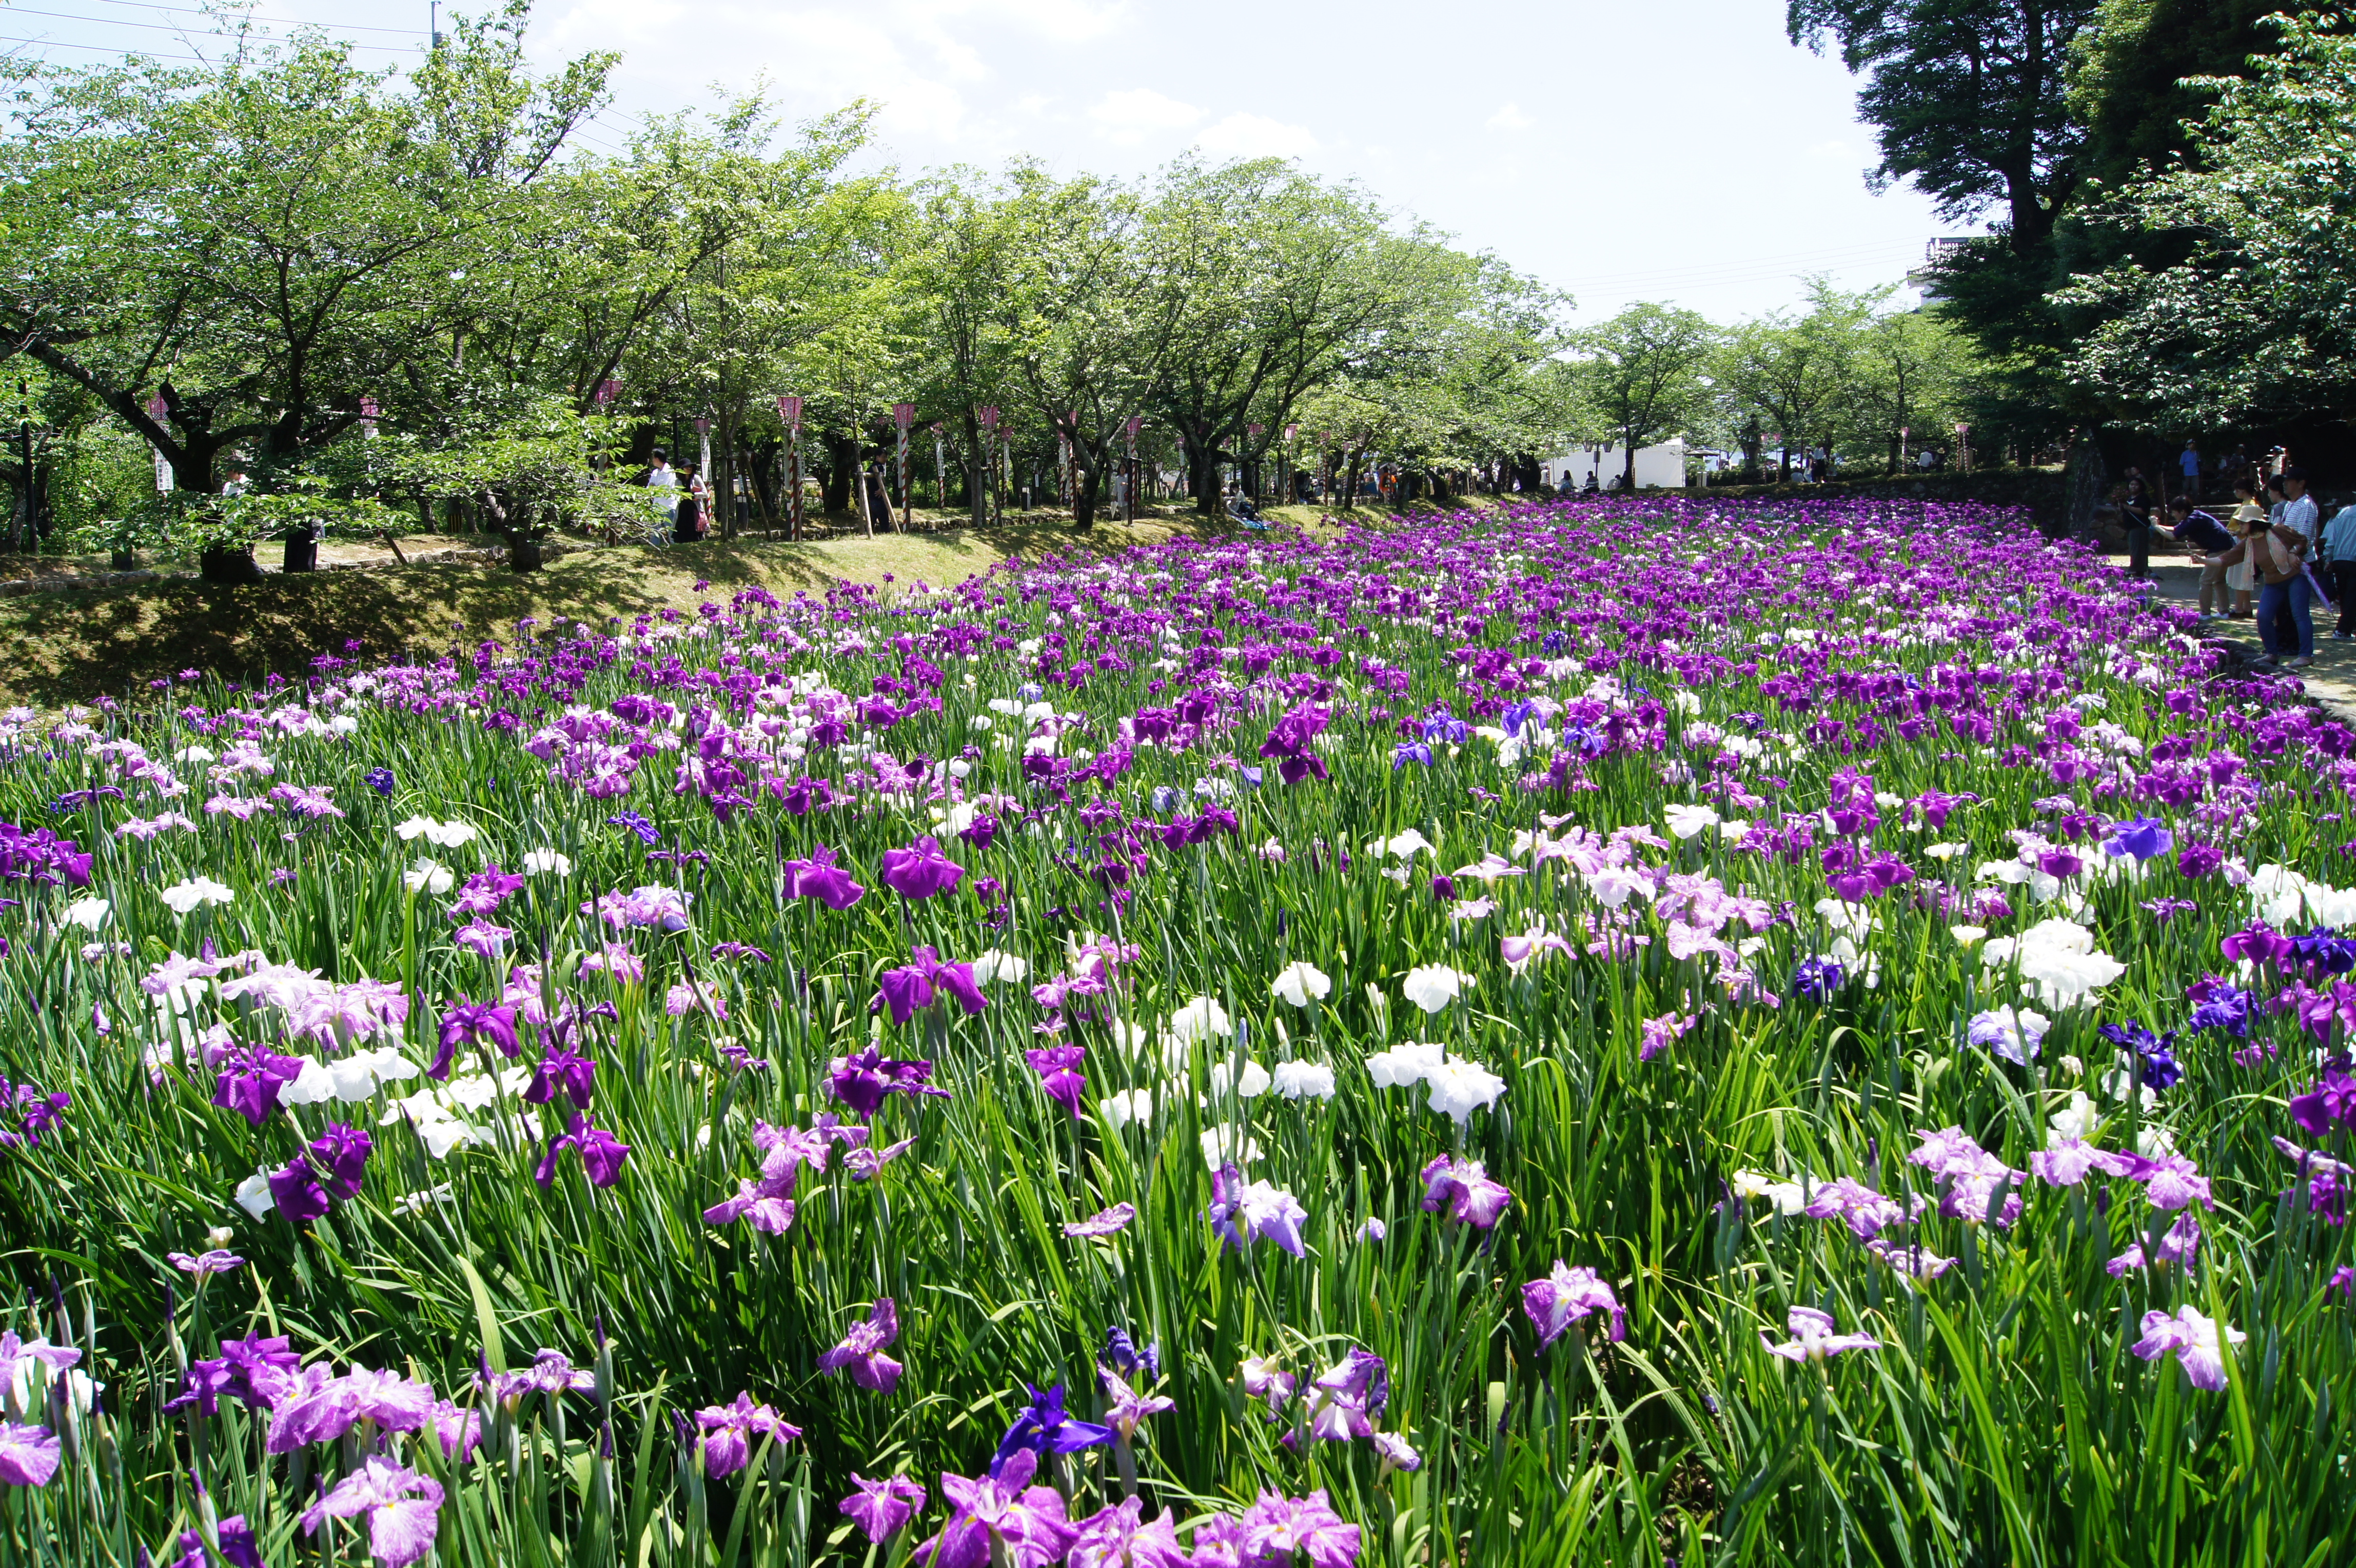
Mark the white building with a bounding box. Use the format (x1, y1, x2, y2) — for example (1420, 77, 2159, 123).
(1546, 439, 1689, 491)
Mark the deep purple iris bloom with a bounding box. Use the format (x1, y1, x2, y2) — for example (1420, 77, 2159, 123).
(607, 811, 660, 844)
(431, 999, 519, 1079)
(878, 836, 965, 900)
(872, 947, 988, 1026)
(2292, 1067, 2356, 1136)
(526, 1043, 597, 1109)
(1024, 1046, 1087, 1120)
(827, 1046, 946, 1118)
(693, 1392, 803, 1478)
(364, 767, 396, 796)
(2102, 816, 2174, 860)
(1789, 957, 1843, 1001)
(1420, 1155, 1514, 1229)
(991, 1382, 1113, 1475)
(1102, 1326, 1160, 1381)
(211, 1046, 307, 1126)
(535, 1112, 631, 1189)
(783, 843, 866, 909)
(817, 1299, 904, 1392)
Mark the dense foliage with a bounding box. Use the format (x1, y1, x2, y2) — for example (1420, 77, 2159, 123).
(2, 496, 2352, 1564)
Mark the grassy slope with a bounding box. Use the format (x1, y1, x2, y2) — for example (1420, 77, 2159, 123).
(5, 501, 1479, 707)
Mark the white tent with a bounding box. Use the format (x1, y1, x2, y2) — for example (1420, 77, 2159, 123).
(1545, 439, 1688, 491)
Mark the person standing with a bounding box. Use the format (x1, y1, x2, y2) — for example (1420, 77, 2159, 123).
(2226, 481, 2265, 618)
(2214, 506, 2316, 668)
(645, 448, 679, 546)
(2119, 472, 2155, 578)
(2323, 492, 2356, 640)
(2179, 439, 2203, 501)
(675, 467, 704, 543)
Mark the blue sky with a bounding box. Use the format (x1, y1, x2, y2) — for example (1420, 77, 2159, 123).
(5, 0, 1967, 322)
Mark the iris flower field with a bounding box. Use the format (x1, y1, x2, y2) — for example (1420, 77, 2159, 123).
(2, 497, 2352, 1566)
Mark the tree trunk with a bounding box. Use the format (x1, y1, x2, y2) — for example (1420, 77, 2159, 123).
(820, 432, 856, 515)
(2065, 435, 2109, 543)
(1073, 461, 1100, 529)
(1190, 442, 1221, 515)
(199, 547, 261, 584)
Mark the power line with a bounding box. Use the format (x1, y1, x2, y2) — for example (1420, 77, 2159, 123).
(3, 5, 417, 48)
(58, 0, 426, 35)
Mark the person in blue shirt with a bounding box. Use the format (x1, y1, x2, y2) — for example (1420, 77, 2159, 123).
(2179, 439, 2204, 500)
(2168, 497, 2235, 617)
(2322, 494, 2356, 639)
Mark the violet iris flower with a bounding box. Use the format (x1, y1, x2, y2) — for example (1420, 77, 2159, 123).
(839, 1474, 927, 1545)
(1206, 1163, 1311, 1256)
(0, 1422, 60, 1487)
(1102, 1327, 1159, 1381)
(2291, 1066, 2356, 1135)
(211, 1046, 306, 1126)
(1068, 1498, 1188, 1568)
(878, 835, 964, 900)
(826, 1046, 946, 1117)
(991, 1382, 1113, 1475)
(607, 811, 660, 844)
(1063, 1203, 1136, 1238)
(2102, 816, 2174, 860)
(170, 1516, 263, 1568)
(168, 1249, 245, 1275)
(816, 1299, 904, 1392)
(1761, 1306, 1879, 1362)
(310, 1122, 374, 1200)
(783, 843, 866, 909)
(1419, 1155, 1514, 1229)
(873, 947, 989, 1026)
(267, 1364, 435, 1453)
(1239, 1489, 1361, 1568)
(694, 1392, 803, 1478)
(298, 1456, 445, 1568)
(526, 1043, 597, 1109)
(431, 998, 519, 1080)
(1522, 1261, 1626, 1349)
(1025, 1046, 1087, 1120)
(913, 1447, 1076, 1568)
(1788, 956, 1843, 1001)
(1098, 1365, 1175, 1441)
(2131, 1305, 2245, 1390)
(535, 1112, 631, 1189)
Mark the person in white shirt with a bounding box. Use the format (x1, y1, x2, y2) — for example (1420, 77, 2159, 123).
(645, 448, 679, 546)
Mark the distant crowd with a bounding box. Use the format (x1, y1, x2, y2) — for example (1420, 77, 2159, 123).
(2134, 443, 2352, 672)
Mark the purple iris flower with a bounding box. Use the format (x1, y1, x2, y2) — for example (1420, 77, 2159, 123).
(990, 1382, 1113, 1475)
(448, 864, 526, 919)
(1240, 1489, 1360, 1568)
(1522, 1261, 1626, 1349)
(913, 1448, 1075, 1567)
(298, 1456, 445, 1568)
(211, 1046, 307, 1126)
(872, 947, 988, 1026)
(607, 811, 660, 844)
(268, 1161, 333, 1225)
(1024, 1046, 1087, 1120)
(168, 1249, 245, 1276)
(310, 1123, 374, 1200)
(826, 1046, 945, 1118)
(2291, 1067, 2356, 1135)
(1102, 1326, 1159, 1381)
(782, 843, 866, 909)
(816, 1299, 904, 1392)
(878, 835, 964, 900)
(364, 767, 396, 796)
(1420, 1155, 1514, 1229)
(431, 999, 519, 1079)
(2185, 976, 2254, 1038)
(693, 1392, 803, 1478)
(2101, 816, 2174, 860)
(535, 1112, 631, 1189)
(526, 1043, 597, 1110)
(170, 1516, 263, 1568)
(839, 1474, 927, 1545)
(1392, 741, 1433, 770)
(1789, 956, 1843, 1001)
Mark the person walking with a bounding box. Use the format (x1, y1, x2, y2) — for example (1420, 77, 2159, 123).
(2168, 496, 2235, 617)
(2214, 505, 2316, 668)
(2323, 492, 2356, 640)
(645, 448, 679, 546)
(2179, 439, 2203, 501)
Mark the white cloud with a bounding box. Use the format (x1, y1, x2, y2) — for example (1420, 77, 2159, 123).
(1087, 87, 1202, 144)
(1196, 111, 1319, 160)
(1486, 102, 1536, 131)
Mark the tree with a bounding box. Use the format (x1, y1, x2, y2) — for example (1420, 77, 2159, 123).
(0, 11, 610, 577)
(1572, 304, 1716, 491)
(1789, 0, 2100, 251)
(2060, 13, 2356, 432)
(1717, 282, 1878, 477)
